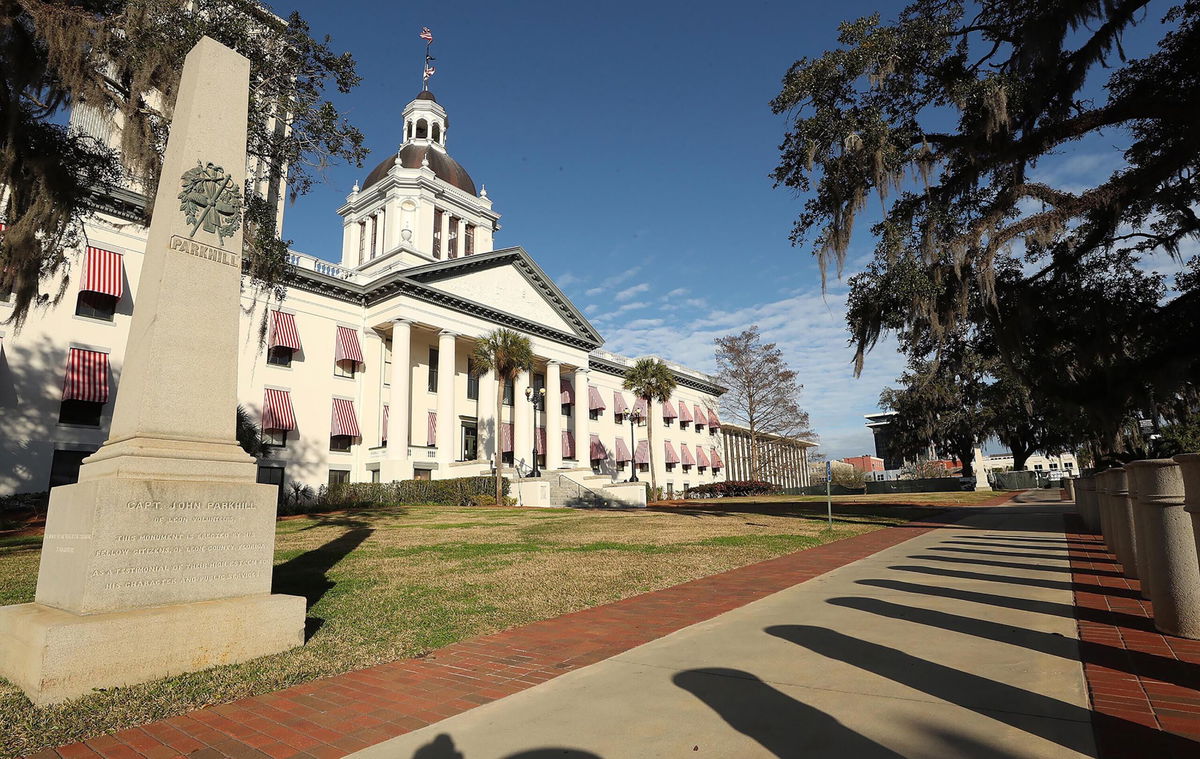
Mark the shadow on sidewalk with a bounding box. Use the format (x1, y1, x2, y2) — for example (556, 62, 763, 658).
(888, 563, 1144, 599)
(905, 552, 1125, 577)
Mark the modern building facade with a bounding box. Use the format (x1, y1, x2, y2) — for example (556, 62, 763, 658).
(0, 90, 728, 498)
(840, 455, 884, 473)
(720, 424, 813, 489)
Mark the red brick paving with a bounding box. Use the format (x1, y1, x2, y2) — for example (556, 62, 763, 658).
(38, 505, 997, 759)
(1065, 514, 1200, 758)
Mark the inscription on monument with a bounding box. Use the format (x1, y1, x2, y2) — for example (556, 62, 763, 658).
(170, 235, 241, 267)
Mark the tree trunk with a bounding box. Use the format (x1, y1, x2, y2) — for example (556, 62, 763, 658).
(645, 395, 657, 492)
(958, 446, 975, 478)
(1011, 444, 1031, 472)
(494, 377, 504, 506)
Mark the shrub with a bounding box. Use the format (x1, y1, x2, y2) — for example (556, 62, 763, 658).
(683, 481, 780, 499)
(317, 476, 510, 510)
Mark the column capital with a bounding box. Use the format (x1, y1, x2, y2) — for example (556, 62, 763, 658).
(546, 359, 561, 367)
(438, 329, 458, 339)
(390, 317, 412, 326)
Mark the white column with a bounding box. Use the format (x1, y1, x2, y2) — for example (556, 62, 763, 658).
(513, 370, 531, 474)
(479, 372, 498, 463)
(574, 369, 590, 471)
(435, 330, 456, 467)
(545, 361, 563, 470)
(383, 319, 412, 482)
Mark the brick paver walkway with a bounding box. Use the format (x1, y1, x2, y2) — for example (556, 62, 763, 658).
(35, 502, 1010, 759)
(1066, 515, 1200, 758)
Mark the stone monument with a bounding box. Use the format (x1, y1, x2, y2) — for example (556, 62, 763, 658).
(0, 37, 305, 705)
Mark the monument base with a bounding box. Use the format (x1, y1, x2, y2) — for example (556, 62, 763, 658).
(0, 593, 305, 705)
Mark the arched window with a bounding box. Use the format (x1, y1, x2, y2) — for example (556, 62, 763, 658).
(415, 119, 428, 139)
(406, 120, 413, 140)
(432, 123, 441, 143)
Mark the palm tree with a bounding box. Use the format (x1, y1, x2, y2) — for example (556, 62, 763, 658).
(472, 329, 535, 505)
(235, 404, 268, 459)
(623, 358, 678, 492)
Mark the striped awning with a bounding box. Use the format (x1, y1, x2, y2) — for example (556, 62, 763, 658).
(693, 405, 706, 427)
(426, 411, 437, 445)
(662, 399, 677, 419)
(331, 398, 361, 437)
(560, 378, 575, 404)
(663, 440, 680, 464)
(81, 247, 123, 299)
(334, 326, 364, 365)
(562, 430, 575, 458)
(269, 311, 302, 351)
(62, 348, 110, 403)
(711, 448, 723, 469)
(696, 447, 711, 468)
(614, 436, 632, 463)
(588, 385, 606, 412)
(612, 391, 629, 416)
(382, 405, 389, 443)
(501, 422, 514, 453)
(589, 434, 606, 461)
(535, 427, 547, 455)
(677, 401, 693, 423)
(262, 388, 296, 431)
(681, 443, 696, 467)
(634, 440, 650, 465)
(707, 409, 720, 429)
(632, 397, 648, 421)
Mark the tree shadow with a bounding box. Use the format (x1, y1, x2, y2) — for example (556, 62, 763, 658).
(927, 546, 1113, 563)
(766, 625, 1198, 756)
(906, 553, 1125, 577)
(410, 732, 601, 758)
(672, 667, 906, 758)
(939, 538, 1111, 554)
(272, 526, 373, 639)
(889, 564, 1143, 599)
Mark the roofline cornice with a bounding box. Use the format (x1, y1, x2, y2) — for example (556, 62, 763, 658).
(587, 354, 726, 397)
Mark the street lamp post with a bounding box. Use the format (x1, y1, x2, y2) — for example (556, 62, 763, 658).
(627, 403, 643, 483)
(524, 385, 546, 478)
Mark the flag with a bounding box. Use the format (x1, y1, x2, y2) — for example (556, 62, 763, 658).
(420, 27, 433, 43)
(423, 64, 436, 81)
(425, 53, 436, 62)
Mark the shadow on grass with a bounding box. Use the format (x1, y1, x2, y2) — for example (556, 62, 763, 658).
(273, 527, 374, 640)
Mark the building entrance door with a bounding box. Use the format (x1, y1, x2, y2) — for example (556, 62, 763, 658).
(462, 421, 478, 461)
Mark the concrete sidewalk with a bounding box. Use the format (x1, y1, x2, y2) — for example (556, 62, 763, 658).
(354, 496, 1099, 758)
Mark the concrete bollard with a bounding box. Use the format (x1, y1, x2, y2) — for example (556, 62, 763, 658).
(1108, 468, 1140, 581)
(1127, 459, 1200, 639)
(1063, 477, 1076, 502)
(1176, 453, 1200, 600)
(1126, 467, 1155, 601)
(1096, 471, 1113, 550)
(1077, 476, 1100, 533)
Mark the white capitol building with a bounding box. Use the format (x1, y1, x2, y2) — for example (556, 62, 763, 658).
(0, 89, 730, 502)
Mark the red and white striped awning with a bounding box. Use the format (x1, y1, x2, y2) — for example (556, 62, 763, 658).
(331, 398, 361, 437)
(426, 411, 437, 445)
(662, 399, 677, 419)
(382, 405, 389, 442)
(676, 400, 693, 423)
(693, 405, 706, 427)
(562, 430, 575, 458)
(711, 448, 723, 469)
(612, 391, 629, 416)
(269, 311, 302, 351)
(707, 409, 720, 429)
(334, 326, 364, 365)
(680, 443, 696, 467)
(632, 397, 648, 420)
(62, 348, 110, 402)
(535, 427, 547, 455)
(589, 434, 606, 461)
(614, 436, 632, 463)
(501, 422, 514, 453)
(696, 446, 711, 468)
(560, 378, 575, 404)
(81, 247, 123, 299)
(663, 440, 680, 464)
(588, 385, 606, 412)
(634, 440, 650, 465)
(262, 388, 296, 431)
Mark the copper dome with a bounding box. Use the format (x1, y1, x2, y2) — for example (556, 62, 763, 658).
(361, 143, 476, 195)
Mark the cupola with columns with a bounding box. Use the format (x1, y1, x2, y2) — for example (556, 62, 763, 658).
(336, 90, 500, 272)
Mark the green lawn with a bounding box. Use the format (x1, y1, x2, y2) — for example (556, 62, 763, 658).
(0, 498, 957, 756)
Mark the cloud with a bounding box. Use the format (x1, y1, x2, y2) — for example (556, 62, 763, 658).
(556, 272, 581, 288)
(663, 287, 689, 299)
(626, 318, 664, 329)
(615, 282, 651, 302)
(585, 287, 604, 297)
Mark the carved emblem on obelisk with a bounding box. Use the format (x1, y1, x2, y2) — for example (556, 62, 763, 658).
(178, 161, 242, 244)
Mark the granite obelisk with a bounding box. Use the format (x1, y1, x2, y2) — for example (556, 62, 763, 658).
(0, 37, 305, 705)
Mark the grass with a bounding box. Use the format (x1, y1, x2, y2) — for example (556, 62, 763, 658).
(0, 498, 955, 756)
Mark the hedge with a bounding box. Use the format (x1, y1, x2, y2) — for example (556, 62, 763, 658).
(682, 480, 780, 498)
(318, 476, 509, 509)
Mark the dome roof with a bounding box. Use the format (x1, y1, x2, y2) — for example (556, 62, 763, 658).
(414, 90, 438, 102)
(361, 143, 476, 195)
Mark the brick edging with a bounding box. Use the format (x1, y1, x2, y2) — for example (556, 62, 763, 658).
(37, 508, 986, 759)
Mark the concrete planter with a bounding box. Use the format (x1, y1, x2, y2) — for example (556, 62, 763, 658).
(1076, 476, 1100, 533)
(1127, 459, 1200, 639)
(1107, 468, 1140, 581)
(1096, 470, 1114, 551)
(1176, 453, 1200, 596)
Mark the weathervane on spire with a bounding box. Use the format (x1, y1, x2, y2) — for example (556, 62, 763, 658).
(420, 26, 436, 90)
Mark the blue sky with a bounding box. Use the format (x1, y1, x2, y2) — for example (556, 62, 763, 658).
(262, 1, 1179, 460)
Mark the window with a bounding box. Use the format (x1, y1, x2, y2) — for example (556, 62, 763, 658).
(267, 346, 293, 367)
(328, 469, 350, 486)
(334, 359, 356, 379)
(1034, 464, 1044, 471)
(264, 429, 287, 448)
(533, 373, 545, 394)
(1050, 463, 1059, 470)
(666, 483, 674, 498)
(369, 214, 378, 258)
(428, 347, 439, 392)
(465, 225, 475, 255)
(503, 377, 515, 406)
(383, 341, 392, 386)
(562, 403, 571, 417)
(448, 216, 459, 258)
(666, 463, 675, 472)
(433, 208, 443, 258)
(467, 358, 479, 400)
(358, 220, 367, 262)
(1065, 462, 1074, 469)
(59, 400, 103, 426)
(330, 435, 353, 452)
(370, 468, 381, 484)
(664, 417, 672, 428)
(75, 291, 117, 321)
(590, 409, 601, 421)
(49, 449, 94, 488)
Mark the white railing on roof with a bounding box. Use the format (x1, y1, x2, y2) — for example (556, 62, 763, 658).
(286, 250, 360, 282)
